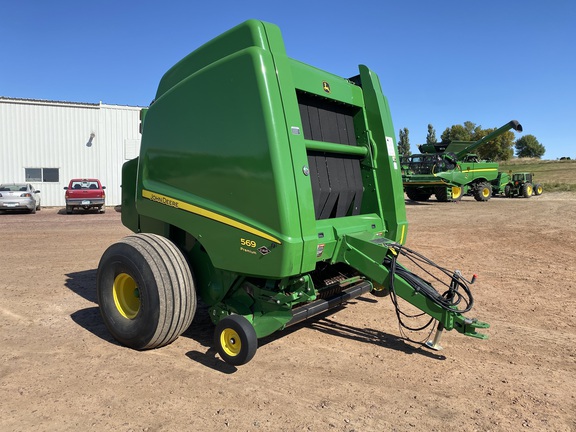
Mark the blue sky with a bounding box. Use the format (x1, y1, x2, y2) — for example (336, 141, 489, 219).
(2, 0, 574, 159)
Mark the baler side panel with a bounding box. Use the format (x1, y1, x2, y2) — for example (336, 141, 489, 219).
(121, 157, 139, 233)
(136, 24, 305, 278)
(155, 20, 268, 100)
(254, 22, 319, 275)
(358, 66, 408, 244)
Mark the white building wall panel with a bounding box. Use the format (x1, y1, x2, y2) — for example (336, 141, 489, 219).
(0, 98, 141, 207)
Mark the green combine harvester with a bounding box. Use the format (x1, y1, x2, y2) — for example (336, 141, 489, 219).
(97, 20, 488, 365)
(402, 121, 523, 202)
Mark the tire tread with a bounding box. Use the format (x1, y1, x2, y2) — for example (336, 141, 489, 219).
(98, 233, 196, 350)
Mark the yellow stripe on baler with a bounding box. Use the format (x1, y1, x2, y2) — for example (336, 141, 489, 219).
(142, 189, 282, 244)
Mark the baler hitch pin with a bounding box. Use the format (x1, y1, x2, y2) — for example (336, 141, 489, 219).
(425, 322, 445, 351)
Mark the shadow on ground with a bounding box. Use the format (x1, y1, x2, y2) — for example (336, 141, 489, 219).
(64, 271, 445, 371)
(70, 306, 118, 346)
(65, 269, 98, 303)
(183, 297, 445, 372)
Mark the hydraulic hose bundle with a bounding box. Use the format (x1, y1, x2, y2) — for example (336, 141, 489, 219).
(383, 243, 477, 339)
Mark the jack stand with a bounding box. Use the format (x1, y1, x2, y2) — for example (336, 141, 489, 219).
(425, 322, 445, 351)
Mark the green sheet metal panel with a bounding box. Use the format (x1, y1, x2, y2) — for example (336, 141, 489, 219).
(131, 19, 408, 279)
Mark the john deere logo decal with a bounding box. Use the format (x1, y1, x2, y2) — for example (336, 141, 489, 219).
(322, 81, 331, 93)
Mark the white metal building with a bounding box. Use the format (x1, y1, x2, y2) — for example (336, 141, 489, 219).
(0, 97, 142, 207)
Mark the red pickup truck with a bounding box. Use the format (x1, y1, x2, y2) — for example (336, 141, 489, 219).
(64, 178, 106, 214)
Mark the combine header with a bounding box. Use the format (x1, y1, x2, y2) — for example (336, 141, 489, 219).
(97, 20, 488, 365)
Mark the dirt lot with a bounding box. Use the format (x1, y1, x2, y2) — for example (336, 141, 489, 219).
(1, 193, 575, 432)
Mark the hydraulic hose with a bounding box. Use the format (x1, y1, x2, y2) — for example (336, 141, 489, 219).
(383, 243, 476, 335)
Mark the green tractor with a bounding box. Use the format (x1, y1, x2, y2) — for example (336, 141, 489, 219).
(494, 172, 543, 198)
(490, 171, 510, 196)
(401, 121, 523, 202)
(96, 20, 488, 365)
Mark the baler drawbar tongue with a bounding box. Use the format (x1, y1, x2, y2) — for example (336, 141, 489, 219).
(335, 232, 490, 344)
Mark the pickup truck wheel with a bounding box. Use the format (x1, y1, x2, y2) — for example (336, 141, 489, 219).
(97, 233, 196, 350)
(99, 206, 106, 214)
(214, 315, 258, 366)
(66, 205, 73, 214)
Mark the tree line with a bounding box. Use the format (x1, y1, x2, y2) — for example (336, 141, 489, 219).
(397, 122, 545, 160)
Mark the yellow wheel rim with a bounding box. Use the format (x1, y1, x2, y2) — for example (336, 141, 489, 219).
(451, 186, 462, 199)
(537, 186, 543, 194)
(113, 273, 140, 319)
(482, 187, 490, 198)
(220, 328, 241, 357)
(527, 185, 533, 196)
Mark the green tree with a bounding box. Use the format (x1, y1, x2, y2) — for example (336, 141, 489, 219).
(515, 135, 545, 158)
(426, 124, 437, 144)
(475, 128, 515, 161)
(398, 127, 410, 156)
(439, 121, 515, 161)
(440, 121, 480, 142)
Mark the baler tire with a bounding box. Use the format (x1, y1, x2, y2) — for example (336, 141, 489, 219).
(96, 233, 196, 350)
(214, 315, 257, 366)
(504, 184, 512, 198)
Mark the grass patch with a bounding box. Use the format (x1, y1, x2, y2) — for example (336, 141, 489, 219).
(498, 158, 576, 192)
(539, 182, 576, 193)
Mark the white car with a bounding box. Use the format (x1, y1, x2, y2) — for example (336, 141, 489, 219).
(0, 183, 41, 214)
